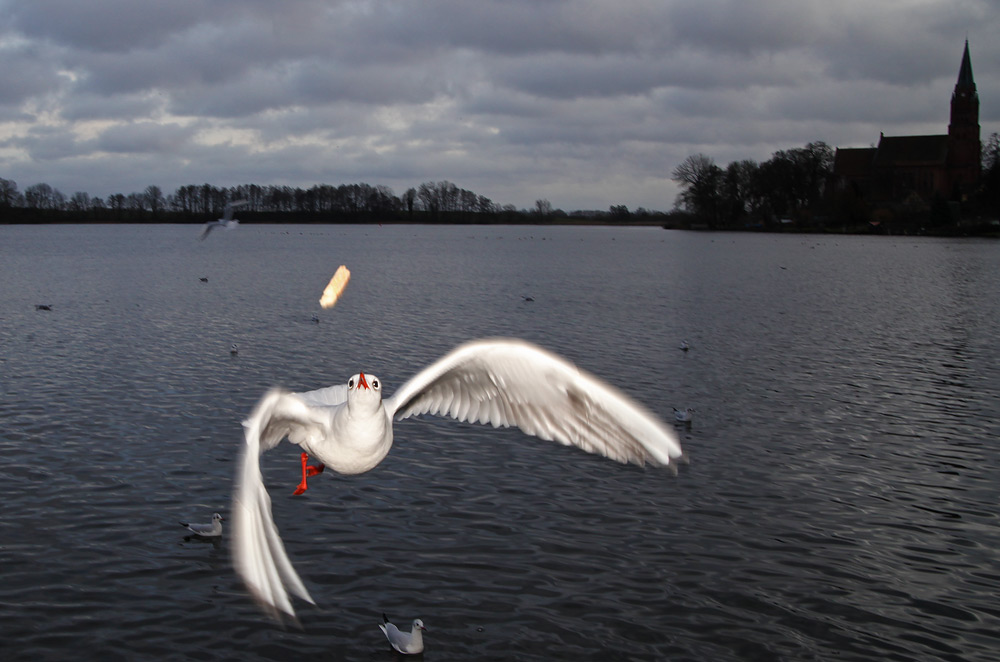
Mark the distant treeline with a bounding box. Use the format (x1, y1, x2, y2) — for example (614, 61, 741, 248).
(0, 178, 673, 226)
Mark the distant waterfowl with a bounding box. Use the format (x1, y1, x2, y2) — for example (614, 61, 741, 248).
(199, 200, 247, 240)
(200, 277, 208, 282)
(230, 343, 239, 356)
(180, 512, 223, 537)
(522, 296, 535, 302)
(35, 304, 52, 311)
(232, 337, 683, 620)
(379, 613, 427, 655)
(311, 315, 320, 324)
(679, 341, 689, 352)
(673, 407, 694, 423)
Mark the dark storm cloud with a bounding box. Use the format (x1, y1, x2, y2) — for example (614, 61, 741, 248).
(1, 0, 998, 210)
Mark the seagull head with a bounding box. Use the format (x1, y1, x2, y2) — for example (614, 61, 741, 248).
(347, 372, 382, 410)
(412, 619, 427, 632)
(212, 513, 224, 522)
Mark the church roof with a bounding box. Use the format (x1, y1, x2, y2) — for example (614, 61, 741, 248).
(874, 134, 948, 167)
(833, 147, 876, 178)
(957, 40, 975, 88)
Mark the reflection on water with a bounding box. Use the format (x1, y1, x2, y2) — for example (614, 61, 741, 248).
(1, 224, 999, 661)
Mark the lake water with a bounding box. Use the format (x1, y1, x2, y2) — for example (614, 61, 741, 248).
(1, 224, 999, 661)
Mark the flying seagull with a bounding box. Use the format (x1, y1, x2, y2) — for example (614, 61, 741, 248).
(232, 337, 684, 620)
(199, 200, 247, 240)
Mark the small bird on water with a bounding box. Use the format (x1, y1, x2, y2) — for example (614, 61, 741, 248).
(180, 512, 224, 537)
(379, 613, 427, 655)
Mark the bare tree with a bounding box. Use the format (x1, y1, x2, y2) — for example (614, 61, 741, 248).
(672, 154, 723, 225)
(126, 192, 146, 212)
(144, 185, 164, 217)
(69, 191, 91, 212)
(403, 188, 417, 216)
(417, 182, 438, 216)
(24, 183, 64, 210)
(0, 178, 22, 207)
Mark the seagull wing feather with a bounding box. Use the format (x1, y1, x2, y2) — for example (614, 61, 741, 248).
(384, 338, 681, 467)
(198, 223, 216, 240)
(221, 199, 248, 221)
(380, 621, 409, 653)
(232, 388, 338, 620)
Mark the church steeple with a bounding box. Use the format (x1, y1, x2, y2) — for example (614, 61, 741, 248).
(948, 39, 980, 196)
(956, 39, 975, 88)
(950, 39, 979, 128)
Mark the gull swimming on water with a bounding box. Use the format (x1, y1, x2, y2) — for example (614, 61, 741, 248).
(232, 337, 684, 620)
(379, 613, 427, 655)
(199, 200, 247, 240)
(180, 512, 224, 537)
(673, 407, 694, 423)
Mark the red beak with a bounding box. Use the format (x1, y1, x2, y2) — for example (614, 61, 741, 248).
(358, 372, 370, 390)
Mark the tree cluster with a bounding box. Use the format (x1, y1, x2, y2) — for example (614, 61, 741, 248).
(671, 142, 834, 230)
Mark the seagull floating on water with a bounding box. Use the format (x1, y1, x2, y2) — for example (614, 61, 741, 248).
(180, 512, 224, 537)
(199, 200, 247, 240)
(230, 343, 239, 356)
(379, 613, 427, 655)
(679, 340, 689, 351)
(673, 407, 694, 423)
(232, 337, 684, 620)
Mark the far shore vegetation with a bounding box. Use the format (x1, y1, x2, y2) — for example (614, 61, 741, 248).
(3, 133, 999, 236)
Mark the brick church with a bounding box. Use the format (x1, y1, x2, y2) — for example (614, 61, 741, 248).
(832, 41, 981, 205)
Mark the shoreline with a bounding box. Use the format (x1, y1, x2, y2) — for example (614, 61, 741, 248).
(2, 217, 997, 237)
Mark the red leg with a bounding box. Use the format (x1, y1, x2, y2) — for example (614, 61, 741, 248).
(293, 452, 310, 495)
(293, 453, 326, 495)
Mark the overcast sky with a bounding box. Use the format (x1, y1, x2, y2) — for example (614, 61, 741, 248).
(1, 0, 998, 212)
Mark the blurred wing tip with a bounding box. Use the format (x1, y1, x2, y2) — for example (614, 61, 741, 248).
(655, 449, 688, 475)
(245, 588, 304, 628)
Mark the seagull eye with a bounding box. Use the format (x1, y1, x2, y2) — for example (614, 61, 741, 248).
(348, 379, 354, 388)
(372, 379, 379, 389)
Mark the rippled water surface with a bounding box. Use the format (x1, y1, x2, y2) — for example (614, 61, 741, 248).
(2, 224, 999, 661)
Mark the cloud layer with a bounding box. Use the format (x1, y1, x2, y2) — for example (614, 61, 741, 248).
(1, 0, 998, 211)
